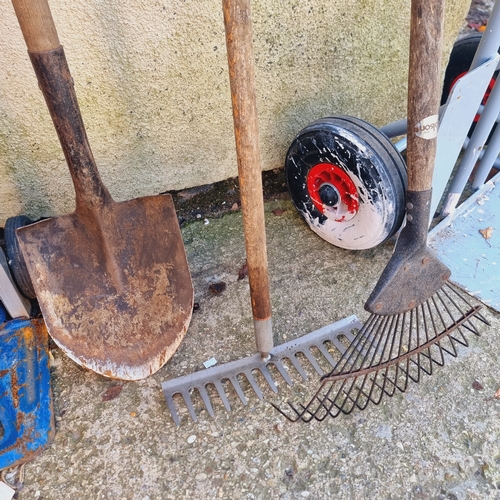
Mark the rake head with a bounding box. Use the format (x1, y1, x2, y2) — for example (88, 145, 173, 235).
(161, 316, 363, 425)
(273, 283, 489, 423)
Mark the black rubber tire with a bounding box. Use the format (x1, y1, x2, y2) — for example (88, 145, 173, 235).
(285, 115, 407, 250)
(4, 215, 36, 299)
(441, 33, 485, 105)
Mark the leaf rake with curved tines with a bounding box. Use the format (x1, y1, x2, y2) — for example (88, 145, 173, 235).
(272, 0, 491, 424)
(272, 283, 489, 423)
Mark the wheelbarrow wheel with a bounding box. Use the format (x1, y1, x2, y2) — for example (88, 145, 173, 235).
(285, 115, 407, 250)
(4, 215, 37, 299)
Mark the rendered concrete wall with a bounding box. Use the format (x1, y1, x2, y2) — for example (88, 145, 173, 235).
(0, 0, 470, 223)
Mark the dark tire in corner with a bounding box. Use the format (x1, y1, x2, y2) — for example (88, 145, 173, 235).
(4, 215, 37, 299)
(285, 115, 407, 250)
(441, 33, 498, 136)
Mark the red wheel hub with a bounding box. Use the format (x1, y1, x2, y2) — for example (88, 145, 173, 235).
(307, 163, 359, 222)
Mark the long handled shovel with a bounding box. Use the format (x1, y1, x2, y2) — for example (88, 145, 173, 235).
(11, 0, 193, 380)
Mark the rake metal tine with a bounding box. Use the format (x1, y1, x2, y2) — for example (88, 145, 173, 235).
(369, 370, 390, 405)
(410, 306, 426, 381)
(373, 367, 397, 397)
(214, 381, 232, 411)
(329, 315, 379, 376)
(386, 313, 403, 363)
(437, 287, 483, 337)
(429, 293, 459, 357)
(368, 315, 397, 368)
(300, 348, 324, 375)
(410, 353, 432, 376)
(272, 375, 340, 423)
(270, 401, 301, 422)
(288, 354, 309, 381)
(271, 359, 294, 386)
(433, 297, 479, 350)
(346, 372, 372, 410)
(197, 385, 215, 417)
(386, 364, 403, 395)
(182, 391, 198, 422)
(461, 318, 482, 335)
(311, 392, 343, 417)
(393, 358, 412, 391)
(243, 370, 265, 399)
(445, 283, 481, 313)
(395, 358, 411, 391)
(449, 326, 470, 347)
(359, 370, 388, 408)
(441, 285, 476, 320)
(297, 398, 330, 421)
(304, 382, 349, 421)
(351, 374, 374, 410)
(322, 380, 355, 415)
(259, 364, 278, 393)
(315, 341, 338, 367)
(394, 313, 411, 392)
(359, 316, 388, 370)
(337, 377, 362, 414)
(310, 379, 350, 421)
(359, 315, 390, 364)
(336, 315, 383, 375)
(473, 310, 490, 325)
(424, 302, 447, 367)
(439, 338, 458, 358)
(429, 345, 446, 367)
(463, 310, 486, 334)
(229, 376, 248, 405)
(165, 393, 181, 426)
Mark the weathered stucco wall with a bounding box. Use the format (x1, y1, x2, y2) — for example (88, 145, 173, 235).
(0, 0, 470, 223)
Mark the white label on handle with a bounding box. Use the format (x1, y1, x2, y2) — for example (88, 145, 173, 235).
(415, 114, 439, 139)
(0, 481, 15, 500)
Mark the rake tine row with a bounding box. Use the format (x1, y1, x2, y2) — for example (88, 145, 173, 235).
(162, 316, 362, 425)
(274, 286, 489, 423)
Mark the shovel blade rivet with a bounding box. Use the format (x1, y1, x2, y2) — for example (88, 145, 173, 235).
(422, 257, 430, 265)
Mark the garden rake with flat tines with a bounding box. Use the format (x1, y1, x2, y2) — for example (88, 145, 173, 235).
(273, 0, 490, 423)
(162, 0, 365, 426)
(162, 316, 362, 425)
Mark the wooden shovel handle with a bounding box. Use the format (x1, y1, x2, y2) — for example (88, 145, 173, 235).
(406, 0, 445, 192)
(223, 0, 273, 354)
(11, 0, 60, 52)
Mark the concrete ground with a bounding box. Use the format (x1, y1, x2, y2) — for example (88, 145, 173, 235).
(8, 197, 500, 500)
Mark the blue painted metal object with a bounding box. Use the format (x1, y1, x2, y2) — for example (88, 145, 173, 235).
(429, 172, 500, 312)
(0, 318, 55, 470)
(0, 304, 7, 325)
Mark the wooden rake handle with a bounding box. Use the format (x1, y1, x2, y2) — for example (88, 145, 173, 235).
(11, 0, 59, 52)
(406, 0, 445, 192)
(223, 0, 273, 356)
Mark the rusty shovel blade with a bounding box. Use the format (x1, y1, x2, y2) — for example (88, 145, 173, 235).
(17, 195, 193, 381)
(11, 4, 193, 381)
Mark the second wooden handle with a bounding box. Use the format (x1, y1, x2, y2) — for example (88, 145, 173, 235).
(12, 0, 60, 52)
(223, 0, 272, 328)
(406, 0, 445, 192)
